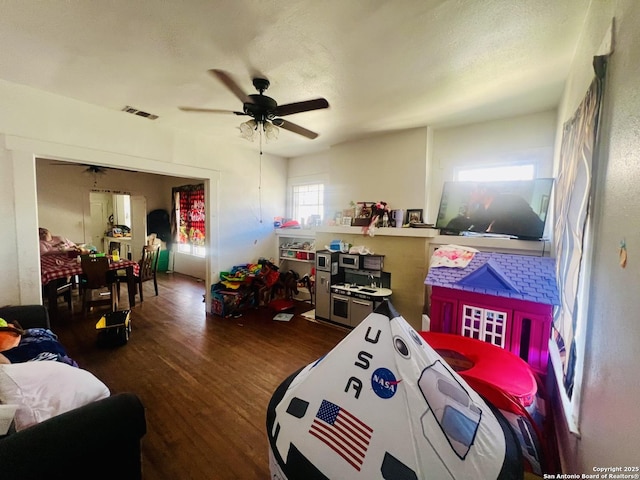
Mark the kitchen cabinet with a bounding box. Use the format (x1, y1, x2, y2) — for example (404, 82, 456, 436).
(349, 297, 374, 327)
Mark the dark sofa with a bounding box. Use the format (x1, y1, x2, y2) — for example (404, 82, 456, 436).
(0, 305, 147, 480)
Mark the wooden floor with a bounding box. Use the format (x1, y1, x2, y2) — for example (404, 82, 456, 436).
(51, 273, 349, 480)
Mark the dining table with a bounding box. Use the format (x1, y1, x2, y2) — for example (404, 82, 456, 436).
(40, 253, 140, 320)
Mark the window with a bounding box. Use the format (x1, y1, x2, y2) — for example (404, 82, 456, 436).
(172, 184, 206, 257)
(291, 183, 324, 226)
(461, 305, 507, 348)
(456, 163, 535, 182)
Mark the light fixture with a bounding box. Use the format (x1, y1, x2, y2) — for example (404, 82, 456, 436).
(239, 119, 279, 143)
(264, 121, 279, 141)
(239, 119, 258, 141)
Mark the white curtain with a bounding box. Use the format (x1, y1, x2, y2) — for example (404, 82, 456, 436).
(553, 55, 607, 397)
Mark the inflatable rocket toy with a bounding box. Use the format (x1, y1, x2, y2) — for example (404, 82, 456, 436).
(266, 301, 523, 479)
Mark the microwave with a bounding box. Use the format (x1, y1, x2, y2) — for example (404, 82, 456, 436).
(316, 250, 339, 273)
(339, 254, 361, 270)
(339, 253, 385, 270)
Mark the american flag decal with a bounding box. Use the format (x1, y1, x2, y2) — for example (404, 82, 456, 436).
(309, 399, 373, 471)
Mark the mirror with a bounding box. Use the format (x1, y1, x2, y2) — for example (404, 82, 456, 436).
(87, 191, 146, 259)
(113, 194, 131, 227)
(89, 192, 132, 248)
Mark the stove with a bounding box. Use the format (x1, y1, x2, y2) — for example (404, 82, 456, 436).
(330, 283, 384, 300)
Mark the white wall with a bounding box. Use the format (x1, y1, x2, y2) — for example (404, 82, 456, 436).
(552, 0, 640, 472)
(36, 159, 187, 244)
(290, 113, 557, 225)
(0, 79, 286, 307)
(429, 110, 557, 223)
(172, 252, 206, 280)
(289, 127, 429, 221)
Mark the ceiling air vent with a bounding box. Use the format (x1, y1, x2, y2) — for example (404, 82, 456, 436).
(121, 105, 158, 120)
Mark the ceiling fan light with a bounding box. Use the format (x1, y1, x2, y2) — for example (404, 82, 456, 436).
(239, 119, 257, 141)
(264, 122, 279, 141)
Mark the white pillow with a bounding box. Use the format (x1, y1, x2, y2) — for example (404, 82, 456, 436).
(0, 362, 110, 431)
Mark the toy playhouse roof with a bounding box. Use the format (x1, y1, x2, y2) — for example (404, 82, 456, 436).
(425, 251, 560, 306)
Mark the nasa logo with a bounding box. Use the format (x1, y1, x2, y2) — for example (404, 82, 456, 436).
(371, 367, 401, 399)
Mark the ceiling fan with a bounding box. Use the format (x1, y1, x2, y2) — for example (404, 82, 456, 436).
(179, 69, 329, 140)
(50, 163, 109, 174)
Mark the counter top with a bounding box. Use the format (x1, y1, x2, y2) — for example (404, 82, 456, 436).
(331, 284, 392, 297)
(275, 226, 439, 238)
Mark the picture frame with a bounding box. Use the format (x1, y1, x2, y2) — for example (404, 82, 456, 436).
(342, 208, 356, 219)
(342, 216, 352, 226)
(352, 201, 375, 226)
(406, 209, 423, 224)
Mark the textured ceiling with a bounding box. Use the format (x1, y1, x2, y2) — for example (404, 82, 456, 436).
(0, 0, 589, 157)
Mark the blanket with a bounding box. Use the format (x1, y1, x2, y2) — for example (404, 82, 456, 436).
(1, 328, 78, 367)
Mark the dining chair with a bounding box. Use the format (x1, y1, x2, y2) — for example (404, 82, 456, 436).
(43, 278, 74, 314)
(114, 244, 160, 302)
(80, 256, 117, 317)
(136, 244, 161, 301)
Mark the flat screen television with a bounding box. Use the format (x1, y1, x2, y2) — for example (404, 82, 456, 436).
(435, 178, 554, 240)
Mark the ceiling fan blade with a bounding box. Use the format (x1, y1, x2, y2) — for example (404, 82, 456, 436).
(274, 119, 319, 139)
(209, 69, 253, 104)
(50, 162, 102, 170)
(179, 106, 246, 115)
(275, 98, 329, 117)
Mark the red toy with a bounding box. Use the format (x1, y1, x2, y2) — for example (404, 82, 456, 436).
(420, 331, 538, 408)
(421, 331, 549, 476)
(269, 298, 296, 313)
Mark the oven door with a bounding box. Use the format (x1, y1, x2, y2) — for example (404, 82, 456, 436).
(330, 293, 350, 326)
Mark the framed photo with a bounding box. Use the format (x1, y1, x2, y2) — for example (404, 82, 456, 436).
(352, 201, 375, 226)
(356, 202, 374, 218)
(406, 209, 423, 224)
(342, 216, 352, 226)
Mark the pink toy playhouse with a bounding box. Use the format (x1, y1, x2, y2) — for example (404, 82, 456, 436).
(425, 251, 559, 375)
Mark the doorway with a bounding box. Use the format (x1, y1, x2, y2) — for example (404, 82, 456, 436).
(36, 158, 208, 281)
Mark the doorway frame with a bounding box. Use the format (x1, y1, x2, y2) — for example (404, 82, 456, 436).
(7, 134, 220, 312)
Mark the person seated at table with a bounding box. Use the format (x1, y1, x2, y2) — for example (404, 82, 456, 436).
(39, 227, 88, 255)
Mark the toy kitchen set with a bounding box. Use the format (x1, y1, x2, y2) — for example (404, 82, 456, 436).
(315, 243, 392, 328)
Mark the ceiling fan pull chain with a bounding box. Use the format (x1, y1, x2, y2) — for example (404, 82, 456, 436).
(259, 127, 263, 223)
